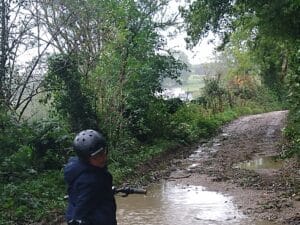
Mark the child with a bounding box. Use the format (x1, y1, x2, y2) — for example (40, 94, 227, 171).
(64, 129, 117, 225)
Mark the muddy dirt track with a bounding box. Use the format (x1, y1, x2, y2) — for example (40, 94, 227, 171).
(53, 111, 299, 225)
(164, 110, 300, 225)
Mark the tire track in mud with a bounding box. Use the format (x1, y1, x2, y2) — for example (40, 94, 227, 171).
(49, 111, 299, 225)
(169, 110, 299, 225)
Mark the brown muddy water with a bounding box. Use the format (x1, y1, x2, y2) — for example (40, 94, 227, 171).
(233, 156, 284, 170)
(116, 181, 279, 225)
(116, 137, 283, 225)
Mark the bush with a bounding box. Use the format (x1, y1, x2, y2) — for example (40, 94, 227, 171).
(125, 98, 173, 142)
(0, 119, 72, 185)
(169, 104, 219, 143)
(0, 146, 34, 183)
(44, 54, 98, 132)
(0, 116, 71, 225)
(254, 86, 284, 111)
(29, 120, 72, 171)
(283, 110, 300, 157)
(0, 110, 32, 161)
(284, 48, 300, 157)
(213, 109, 238, 124)
(164, 98, 184, 114)
(0, 171, 66, 225)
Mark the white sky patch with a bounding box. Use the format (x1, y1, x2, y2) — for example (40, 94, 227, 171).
(163, 0, 220, 64)
(167, 31, 219, 64)
(17, 0, 219, 65)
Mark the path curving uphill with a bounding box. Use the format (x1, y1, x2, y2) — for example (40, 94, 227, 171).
(170, 110, 299, 225)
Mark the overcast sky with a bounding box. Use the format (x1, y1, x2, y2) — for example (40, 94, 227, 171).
(164, 0, 219, 64)
(167, 31, 219, 64)
(18, 0, 218, 65)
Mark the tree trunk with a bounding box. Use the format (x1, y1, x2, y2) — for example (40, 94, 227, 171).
(0, 0, 7, 104)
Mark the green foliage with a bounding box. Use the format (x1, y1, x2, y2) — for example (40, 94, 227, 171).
(201, 76, 228, 112)
(122, 53, 184, 142)
(0, 113, 28, 160)
(44, 54, 98, 132)
(286, 47, 300, 114)
(91, 0, 185, 145)
(1, 146, 34, 182)
(169, 104, 219, 143)
(182, 0, 299, 46)
(109, 139, 178, 185)
(284, 113, 300, 158)
(221, 18, 285, 101)
(253, 86, 283, 111)
(0, 119, 71, 182)
(252, 37, 285, 94)
(182, 0, 300, 158)
(29, 120, 72, 171)
(165, 98, 184, 114)
(0, 171, 65, 225)
(213, 109, 238, 124)
(284, 46, 300, 157)
(180, 0, 232, 46)
(247, 0, 300, 40)
(181, 0, 298, 102)
(0, 1, 293, 224)
(0, 117, 71, 225)
(124, 97, 172, 142)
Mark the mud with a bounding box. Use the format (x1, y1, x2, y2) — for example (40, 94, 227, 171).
(163, 111, 300, 225)
(54, 111, 299, 225)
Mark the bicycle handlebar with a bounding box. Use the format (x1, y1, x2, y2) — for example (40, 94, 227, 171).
(113, 186, 147, 197)
(64, 186, 147, 200)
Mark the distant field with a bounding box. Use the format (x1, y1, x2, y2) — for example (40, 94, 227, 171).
(182, 74, 206, 98)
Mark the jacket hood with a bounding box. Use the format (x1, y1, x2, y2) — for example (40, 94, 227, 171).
(64, 157, 90, 185)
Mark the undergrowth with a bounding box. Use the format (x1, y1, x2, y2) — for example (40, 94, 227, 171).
(0, 101, 283, 224)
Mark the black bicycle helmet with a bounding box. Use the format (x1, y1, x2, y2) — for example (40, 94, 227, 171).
(73, 129, 107, 159)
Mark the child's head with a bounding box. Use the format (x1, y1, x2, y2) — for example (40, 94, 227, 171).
(73, 129, 107, 167)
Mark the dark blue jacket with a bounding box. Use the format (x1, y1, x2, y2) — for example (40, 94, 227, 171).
(64, 157, 117, 225)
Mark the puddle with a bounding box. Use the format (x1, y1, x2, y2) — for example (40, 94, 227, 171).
(187, 163, 200, 170)
(189, 146, 217, 160)
(116, 142, 282, 225)
(233, 156, 284, 170)
(117, 182, 244, 225)
(116, 182, 279, 225)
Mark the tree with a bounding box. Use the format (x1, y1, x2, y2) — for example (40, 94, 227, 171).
(181, 0, 300, 156)
(90, 0, 186, 144)
(37, 0, 185, 145)
(181, 0, 299, 46)
(0, 0, 68, 119)
(181, 0, 299, 93)
(38, 0, 122, 77)
(44, 54, 97, 132)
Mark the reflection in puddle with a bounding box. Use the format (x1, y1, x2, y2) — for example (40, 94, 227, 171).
(187, 163, 200, 171)
(117, 182, 249, 225)
(117, 182, 279, 225)
(233, 156, 283, 170)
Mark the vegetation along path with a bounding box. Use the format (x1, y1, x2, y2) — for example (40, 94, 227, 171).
(165, 111, 299, 225)
(54, 111, 299, 225)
